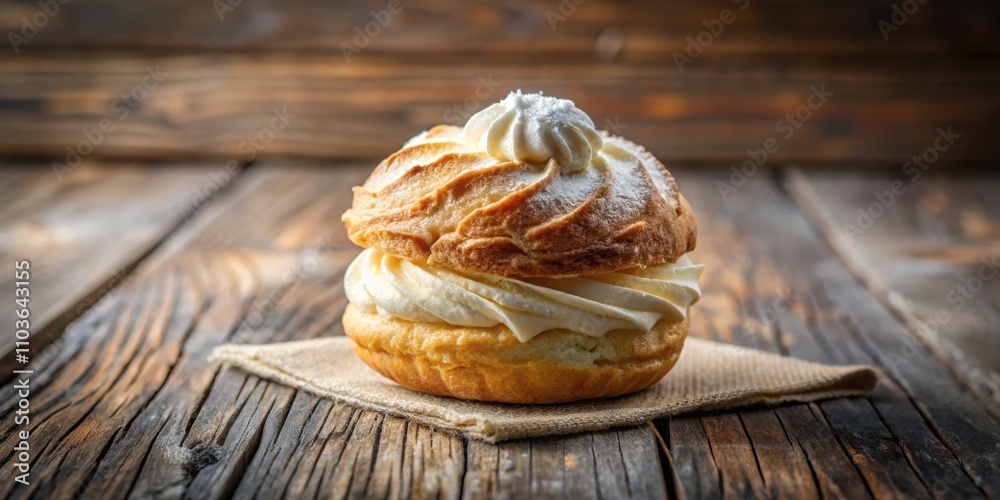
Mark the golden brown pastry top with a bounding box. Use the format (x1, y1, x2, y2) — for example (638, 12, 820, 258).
(342, 124, 697, 278)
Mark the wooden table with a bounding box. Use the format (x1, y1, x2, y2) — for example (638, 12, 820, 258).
(1, 162, 997, 499)
(1, 0, 999, 496)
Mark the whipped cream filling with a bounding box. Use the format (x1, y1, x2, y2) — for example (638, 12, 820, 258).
(344, 248, 703, 342)
(460, 91, 604, 173)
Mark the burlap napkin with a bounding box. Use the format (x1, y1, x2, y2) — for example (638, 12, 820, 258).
(210, 337, 877, 442)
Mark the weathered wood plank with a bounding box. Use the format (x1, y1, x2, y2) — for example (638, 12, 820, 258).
(495, 441, 532, 499)
(1, 0, 995, 57)
(0, 162, 230, 378)
(1, 54, 998, 163)
(559, 433, 601, 499)
(615, 426, 667, 499)
(678, 167, 1000, 498)
(0, 167, 353, 499)
(786, 168, 1000, 415)
(664, 417, 722, 500)
(529, 438, 566, 497)
(773, 405, 873, 499)
(462, 439, 500, 498)
(3, 163, 995, 499)
(738, 409, 820, 499)
(699, 413, 768, 497)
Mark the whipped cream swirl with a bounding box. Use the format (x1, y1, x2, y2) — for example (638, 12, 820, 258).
(345, 248, 703, 342)
(461, 91, 604, 173)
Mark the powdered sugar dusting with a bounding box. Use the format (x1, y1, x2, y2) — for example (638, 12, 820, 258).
(344, 93, 693, 278)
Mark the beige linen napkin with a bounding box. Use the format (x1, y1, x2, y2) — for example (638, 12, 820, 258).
(210, 337, 877, 442)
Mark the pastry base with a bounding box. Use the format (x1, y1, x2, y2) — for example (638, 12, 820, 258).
(342, 304, 689, 404)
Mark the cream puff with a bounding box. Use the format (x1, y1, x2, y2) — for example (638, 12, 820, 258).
(342, 91, 702, 404)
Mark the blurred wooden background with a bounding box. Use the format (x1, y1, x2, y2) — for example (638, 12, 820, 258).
(0, 0, 997, 164)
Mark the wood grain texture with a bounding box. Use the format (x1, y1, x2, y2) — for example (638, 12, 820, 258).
(0, 164, 996, 498)
(0, 53, 998, 164)
(0, 162, 225, 378)
(670, 169, 1000, 498)
(786, 168, 1000, 416)
(0, 0, 996, 57)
